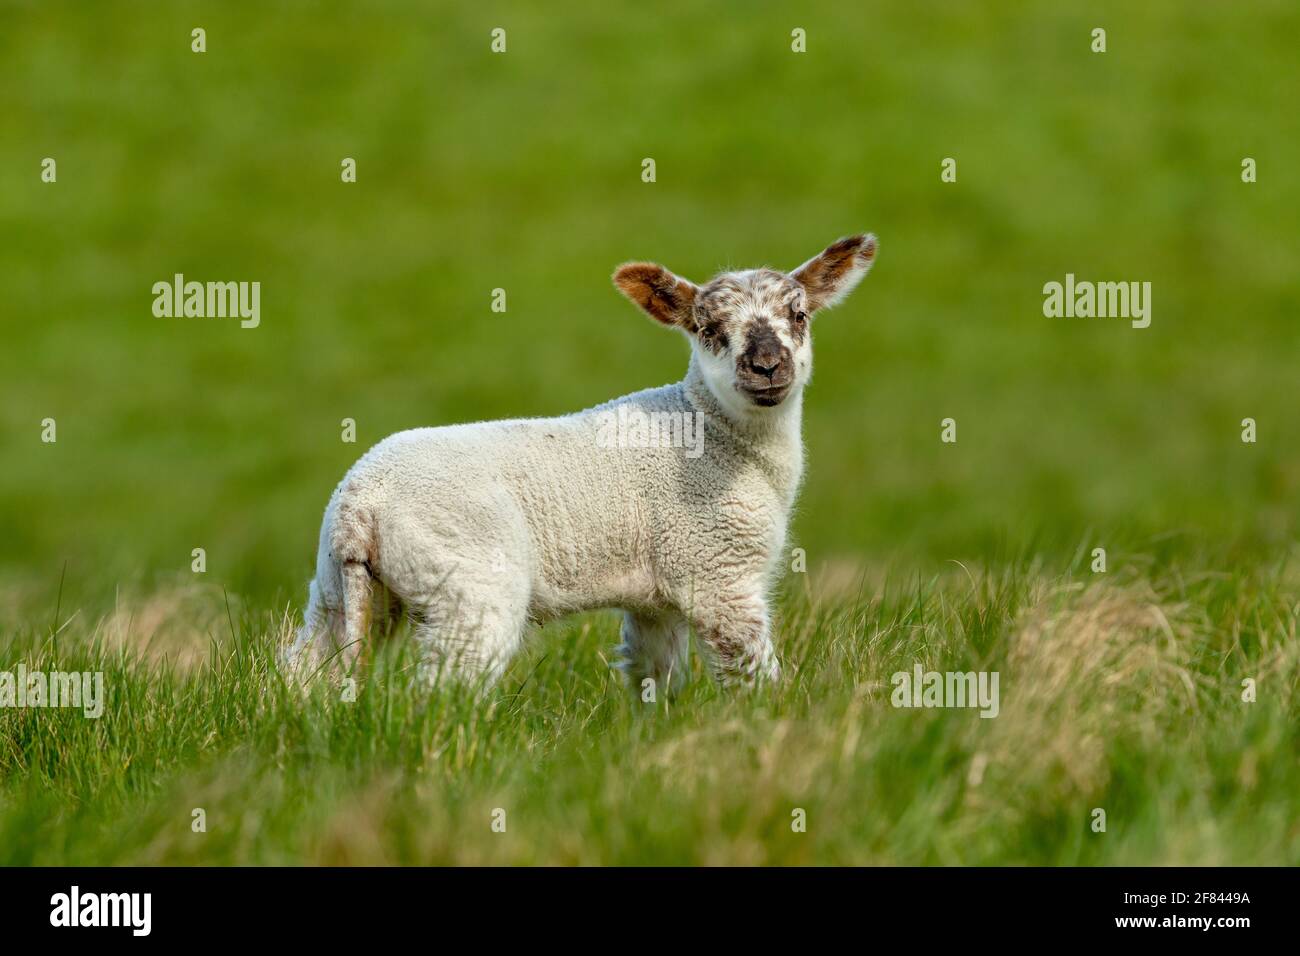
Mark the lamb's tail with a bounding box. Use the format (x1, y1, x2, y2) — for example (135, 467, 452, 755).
(284, 489, 379, 683)
(328, 491, 380, 673)
(336, 560, 373, 672)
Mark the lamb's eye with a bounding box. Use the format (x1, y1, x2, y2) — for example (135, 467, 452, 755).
(698, 322, 728, 351)
(794, 311, 808, 326)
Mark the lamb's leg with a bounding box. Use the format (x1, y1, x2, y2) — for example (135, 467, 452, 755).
(410, 608, 525, 691)
(688, 592, 780, 687)
(283, 575, 343, 685)
(617, 610, 690, 697)
(407, 568, 529, 693)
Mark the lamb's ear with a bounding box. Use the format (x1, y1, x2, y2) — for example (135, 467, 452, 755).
(791, 233, 878, 312)
(613, 263, 699, 331)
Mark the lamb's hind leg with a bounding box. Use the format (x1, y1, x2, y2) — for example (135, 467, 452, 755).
(407, 566, 530, 692)
(283, 575, 343, 684)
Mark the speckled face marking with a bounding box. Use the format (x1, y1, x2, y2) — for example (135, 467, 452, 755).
(613, 233, 877, 411)
(692, 269, 807, 406)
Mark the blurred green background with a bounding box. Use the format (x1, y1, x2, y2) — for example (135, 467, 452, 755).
(2, 0, 1297, 606)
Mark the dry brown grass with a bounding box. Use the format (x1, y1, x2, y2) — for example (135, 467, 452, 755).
(970, 582, 1205, 814)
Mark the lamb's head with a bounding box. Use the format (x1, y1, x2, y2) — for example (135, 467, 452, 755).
(613, 233, 877, 417)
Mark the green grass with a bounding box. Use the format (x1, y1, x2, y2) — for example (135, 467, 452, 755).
(1, 547, 1297, 865)
(2, 1, 1298, 864)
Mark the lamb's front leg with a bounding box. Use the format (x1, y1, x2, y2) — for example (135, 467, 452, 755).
(617, 610, 690, 697)
(689, 591, 780, 687)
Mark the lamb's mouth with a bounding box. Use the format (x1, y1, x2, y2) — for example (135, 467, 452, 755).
(740, 382, 791, 407)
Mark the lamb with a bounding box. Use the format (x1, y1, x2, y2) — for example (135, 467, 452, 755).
(283, 232, 879, 692)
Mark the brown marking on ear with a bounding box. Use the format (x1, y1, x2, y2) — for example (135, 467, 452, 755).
(791, 233, 878, 312)
(613, 263, 699, 330)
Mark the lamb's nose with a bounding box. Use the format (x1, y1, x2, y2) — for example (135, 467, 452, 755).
(749, 354, 781, 377)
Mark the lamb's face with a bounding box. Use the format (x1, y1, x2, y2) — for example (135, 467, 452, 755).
(692, 270, 810, 409)
(613, 232, 877, 417)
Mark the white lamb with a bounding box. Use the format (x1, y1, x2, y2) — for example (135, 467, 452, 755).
(284, 232, 878, 691)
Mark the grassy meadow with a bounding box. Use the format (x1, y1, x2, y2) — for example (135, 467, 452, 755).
(1, 1, 1297, 864)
